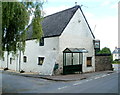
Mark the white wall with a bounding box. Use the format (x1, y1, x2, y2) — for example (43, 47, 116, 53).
(112, 64, 120, 71)
(0, 37, 59, 75)
(113, 54, 120, 61)
(0, 51, 19, 71)
(0, 8, 95, 74)
(0, 52, 7, 69)
(21, 37, 59, 75)
(59, 9, 95, 73)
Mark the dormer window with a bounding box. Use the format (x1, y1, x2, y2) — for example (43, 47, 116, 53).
(39, 37, 44, 46)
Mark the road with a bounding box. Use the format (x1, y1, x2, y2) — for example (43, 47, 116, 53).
(1, 70, 119, 94)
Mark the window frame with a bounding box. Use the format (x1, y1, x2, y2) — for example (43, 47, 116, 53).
(38, 57, 44, 65)
(23, 56, 27, 63)
(10, 58, 12, 64)
(3, 57, 5, 61)
(86, 57, 92, 67)
(39, 37, 44, 46)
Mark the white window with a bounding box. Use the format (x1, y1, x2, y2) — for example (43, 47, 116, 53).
(23, 56, 27, 63)
(38, 57, 44, 65)
(10, 58, 12, 64)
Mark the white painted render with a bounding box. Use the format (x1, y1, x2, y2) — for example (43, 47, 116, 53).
(21, 37, 59, 75)
(113, 54, 120, 61)
(59, 9, 95, 72)
(0, 51, 19, 71)
(0, 37, 59, 75)
(112, 64, 120, 71)
(0, 8, 95, 75)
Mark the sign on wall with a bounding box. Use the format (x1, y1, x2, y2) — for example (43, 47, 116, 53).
(94, 40, 100, 49)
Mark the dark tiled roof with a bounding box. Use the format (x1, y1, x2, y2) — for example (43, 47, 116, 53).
(112, 48, 120, 54)
(26, 5, 95, 40)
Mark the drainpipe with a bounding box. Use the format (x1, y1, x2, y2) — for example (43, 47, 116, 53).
(16, 54, 18, 71)
(18, 42, 21, 72)
(6, 52, 9, 69)
(19, 48, 21, 72)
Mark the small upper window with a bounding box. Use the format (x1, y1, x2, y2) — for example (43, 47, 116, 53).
(23, 56, 27, 63)
(38, 57, 44, 65)
(39, 37, 44, 46)
(3, 57, 5, 61)
(10, 58, 12, 64)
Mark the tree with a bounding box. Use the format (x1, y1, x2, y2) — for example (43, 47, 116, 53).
(2, 2, 29, 69)
(0, 1, 2, 59)
(98, 47, 111, 54)
(2, 2, 29, 54)
(2, 1, 44, 70)
(22, 0, 44, 41)
(97, 47, 113, 61)
(2, 1, 44, 57)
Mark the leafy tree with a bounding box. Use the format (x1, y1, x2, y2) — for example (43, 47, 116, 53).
(2, 1, 29, 69)
(2, 2, 29, 53)
(2, 1, 44, 57)
(2, 1, 44, 70)
(0, 1, 2, 59)
(98, 47, 113, 61)
(98, 47, 111, 54)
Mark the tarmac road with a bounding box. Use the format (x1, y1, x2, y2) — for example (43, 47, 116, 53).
(1, 70, 119, 94)
(55, 72, 119, 93)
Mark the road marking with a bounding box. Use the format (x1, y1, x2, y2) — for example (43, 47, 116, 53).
(86, 80, 89, 82)
(101, 74, 107, 77)
(107, 74, 110, 76)
(73, 82, 82, 86)
(58, 86, 68, 90)
(86, 79, 93, 81)
(89, 79, 93, 81)
(94, 77, 100, 79)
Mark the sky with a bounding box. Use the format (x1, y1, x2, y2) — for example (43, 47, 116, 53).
(42, 0, 118, 52)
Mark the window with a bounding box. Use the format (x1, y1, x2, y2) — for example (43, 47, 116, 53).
(87, 57, 92, 67)
(3, 57, 5, 61)
(23, 56, 27, 63)
(38, 57, 44, 65)
(10, 58, 12, 64)
(39, 37, 44, 46)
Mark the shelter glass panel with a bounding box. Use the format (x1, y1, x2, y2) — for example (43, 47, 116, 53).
(66, 53, 72, 66)
(73, 53, 79, 65)
(80, 53, 83, 64)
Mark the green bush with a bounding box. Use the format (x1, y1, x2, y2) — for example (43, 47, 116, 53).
(112, 61, 120, 64)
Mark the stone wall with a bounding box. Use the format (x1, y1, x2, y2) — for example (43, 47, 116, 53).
(95, 55, 113, 72)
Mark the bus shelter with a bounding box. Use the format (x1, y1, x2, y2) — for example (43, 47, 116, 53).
(63, 48, 88, 74)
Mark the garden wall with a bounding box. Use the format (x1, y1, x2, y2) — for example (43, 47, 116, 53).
(95, 54, 113, 71)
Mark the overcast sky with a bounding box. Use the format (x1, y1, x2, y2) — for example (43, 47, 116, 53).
(43, 0, 118, 52)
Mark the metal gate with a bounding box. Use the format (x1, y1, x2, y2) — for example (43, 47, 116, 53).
(63, 48, 88, 75)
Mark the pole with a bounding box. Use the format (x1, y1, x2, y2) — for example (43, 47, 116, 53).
(7, 52, 9, 69)
(19, 42, 21, 72)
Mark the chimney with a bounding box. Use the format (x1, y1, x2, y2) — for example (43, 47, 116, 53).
(115, 46, 117, 49)
(75, 2, 77, 6)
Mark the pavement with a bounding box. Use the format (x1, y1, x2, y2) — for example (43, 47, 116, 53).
(0, 68, 115, 81)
